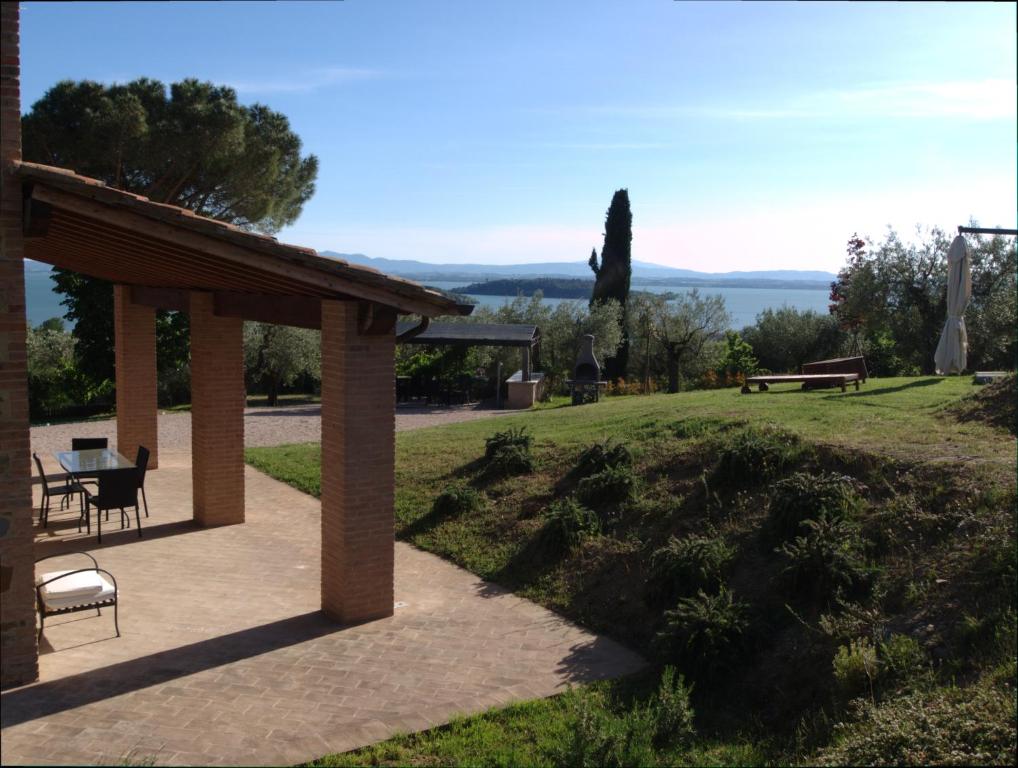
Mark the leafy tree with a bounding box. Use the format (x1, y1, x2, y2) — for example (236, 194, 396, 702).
(243, 323, 321, 406)
(830, 226, 1016, 374)
(630, 291, 729, 393)
(589, 189, 633, 382)
(22, 78, 319, 396)
(741, 307, 846, 373)
(717, 330, 759, 382)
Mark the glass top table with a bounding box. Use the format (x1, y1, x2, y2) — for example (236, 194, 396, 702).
(56, 448, 135, 476)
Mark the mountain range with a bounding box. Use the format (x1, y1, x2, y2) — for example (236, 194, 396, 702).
(319, 252, 836, 284)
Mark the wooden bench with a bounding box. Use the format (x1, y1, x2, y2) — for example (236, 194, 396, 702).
(802, 356, 868, 382)
(741, 373, 861, 394)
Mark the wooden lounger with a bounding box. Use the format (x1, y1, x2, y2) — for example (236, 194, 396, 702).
(741, 373, 861, 394)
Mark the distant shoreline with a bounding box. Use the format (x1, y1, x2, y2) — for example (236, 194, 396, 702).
(451, 276, 831, 299)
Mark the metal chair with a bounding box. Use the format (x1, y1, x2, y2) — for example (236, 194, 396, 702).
(135, 445, 150, 518)
(32, 453, 86, 528)
(82, 468, 141, 544)
(35, 552, 119, 641)
(71, 437, 108, 451)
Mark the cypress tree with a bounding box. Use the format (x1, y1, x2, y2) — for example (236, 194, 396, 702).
(589, 189, 633, 381)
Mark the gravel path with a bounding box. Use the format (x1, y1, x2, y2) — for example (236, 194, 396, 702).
(30, 402, 510, 466)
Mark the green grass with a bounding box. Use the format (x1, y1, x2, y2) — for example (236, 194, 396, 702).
(246, 376, 1017, 766)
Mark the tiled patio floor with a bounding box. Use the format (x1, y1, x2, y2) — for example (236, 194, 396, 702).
(2, 451, 645, 766)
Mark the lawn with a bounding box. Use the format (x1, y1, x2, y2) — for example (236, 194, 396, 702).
(246, 375, 1016, 766)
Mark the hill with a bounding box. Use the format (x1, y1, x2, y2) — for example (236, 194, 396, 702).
(250, 376, 1016, 765)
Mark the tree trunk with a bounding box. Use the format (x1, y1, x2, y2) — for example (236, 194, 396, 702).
(666, 347, 679, 394)
(267, 376, 279, 407)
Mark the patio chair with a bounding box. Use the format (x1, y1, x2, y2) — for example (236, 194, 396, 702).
(32, 452, 86, 528)
(35, 552, 119, 641)
(135, 445, 151, 518)
(71, 437, 108, 451)
(82, 467, 141, 544)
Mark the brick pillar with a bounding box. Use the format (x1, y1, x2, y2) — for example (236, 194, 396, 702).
(189, 291, 244, 526)
(0, 1, 39, 688)
(114, 285, 158, 469)
(320, 300, 395, 624)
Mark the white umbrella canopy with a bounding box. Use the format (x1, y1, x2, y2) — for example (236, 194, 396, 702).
(934, 235, 972, 375)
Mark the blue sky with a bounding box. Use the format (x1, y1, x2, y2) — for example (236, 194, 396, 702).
(20, 1, 1017, 272)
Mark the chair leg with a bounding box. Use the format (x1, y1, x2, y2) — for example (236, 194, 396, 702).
(113, 599, 120, 637)
(38, 612, 44, 642)
(141, 487, 149, 518)
(135, 504, 142, 538)
(97, 506, 102, 544)
(38, 491, 46, 526)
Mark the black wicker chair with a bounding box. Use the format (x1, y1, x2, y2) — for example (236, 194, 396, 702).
(82, 468, 141, 544)
(32, 453, 86, 528)
(35, 552, 119, 641)
(71, 437, 108, 451)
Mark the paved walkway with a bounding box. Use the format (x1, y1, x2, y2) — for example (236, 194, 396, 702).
(30, 401, 510, 460)
(2, 451, 645, 766)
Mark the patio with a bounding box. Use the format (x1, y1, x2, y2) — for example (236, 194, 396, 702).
(1, 450, 645, 766)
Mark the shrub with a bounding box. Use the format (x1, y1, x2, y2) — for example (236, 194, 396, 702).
(768, 471, 862, 542)
(833, 637, 878, 703)
(576, 463, 637, 513)
(654, 587, 748, 681)
(649, 666, 696, 749)
(776, 515, 872, 605)
(816, 676, 1017, 766)
(543, 498, 601, 551)
(553, 687, 656, 768)
(431, 484, 484, 518)
(714, 428, 802, 485)
(878, 634, 926, 690)
(571, 439, 633, 480)
(485, 444, 535, 479)
(485, 426, 532, 460)
(648, 533, 734, 605)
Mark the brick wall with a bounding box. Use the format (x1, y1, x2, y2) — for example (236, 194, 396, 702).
(320, 300, 396, 624)
(189, 291, 244, 526)
(114, 285, 158, 469)
(0, 1, 39, 688)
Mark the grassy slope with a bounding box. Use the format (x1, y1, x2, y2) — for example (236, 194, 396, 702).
(246, 376, 1017, 765)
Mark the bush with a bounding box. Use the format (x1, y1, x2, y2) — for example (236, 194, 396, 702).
(654, 587, 747, 681)
(485, 426, 532, 460)
(816, 676, 1017, 766)
(833, 637, 878, 703)
(543, 498, 601, 551)
(878, 634, 927, 691)
(432, 484, 484, 518)
(768, 471, 862, 542)
(553, 687, 656, 768)
(650, 666, 696, 749)
(576, 463, 637, 512)
(714, 428, 802, 485)
(485, 444, 535, 478)
(648, 533, 734, 605)
(776, 515, 872, 605)
(571, 439, 633, 480)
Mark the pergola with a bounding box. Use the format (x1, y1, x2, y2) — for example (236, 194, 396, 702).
(0, 3, 468, 688)
(396, 321, 541, 382)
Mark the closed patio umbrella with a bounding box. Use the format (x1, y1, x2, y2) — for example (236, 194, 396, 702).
(934, 234, 972, 375)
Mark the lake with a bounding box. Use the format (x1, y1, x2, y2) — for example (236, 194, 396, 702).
(425, 281, 831, 330)
(24, 270, 832, 331)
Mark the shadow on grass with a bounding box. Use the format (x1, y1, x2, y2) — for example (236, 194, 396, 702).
(825, 377, 943, 399)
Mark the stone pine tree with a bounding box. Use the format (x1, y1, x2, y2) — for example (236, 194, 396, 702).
(21, 78, 319, 396)
(589, 188, 633, 381)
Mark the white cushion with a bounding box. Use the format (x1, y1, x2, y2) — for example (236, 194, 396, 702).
(37, 569, 114, 609)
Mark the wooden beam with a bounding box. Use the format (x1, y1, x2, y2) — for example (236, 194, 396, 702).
(29, 183, 449, 317)
(22, 196, 51, 237)
(214, 292, 323, 329)
(131, 285, 191, 313)
(357, 302, 397, 336)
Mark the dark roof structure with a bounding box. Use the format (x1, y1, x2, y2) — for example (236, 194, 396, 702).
(16, 161, 469, 318)
(395, 321, 539, 347)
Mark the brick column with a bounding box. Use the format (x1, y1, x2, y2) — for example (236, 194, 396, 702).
(0, 1, 39, 688)
(189, 291, 244, 526)
(320, 300, 395, 624)
(114, 285, 158, 469)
